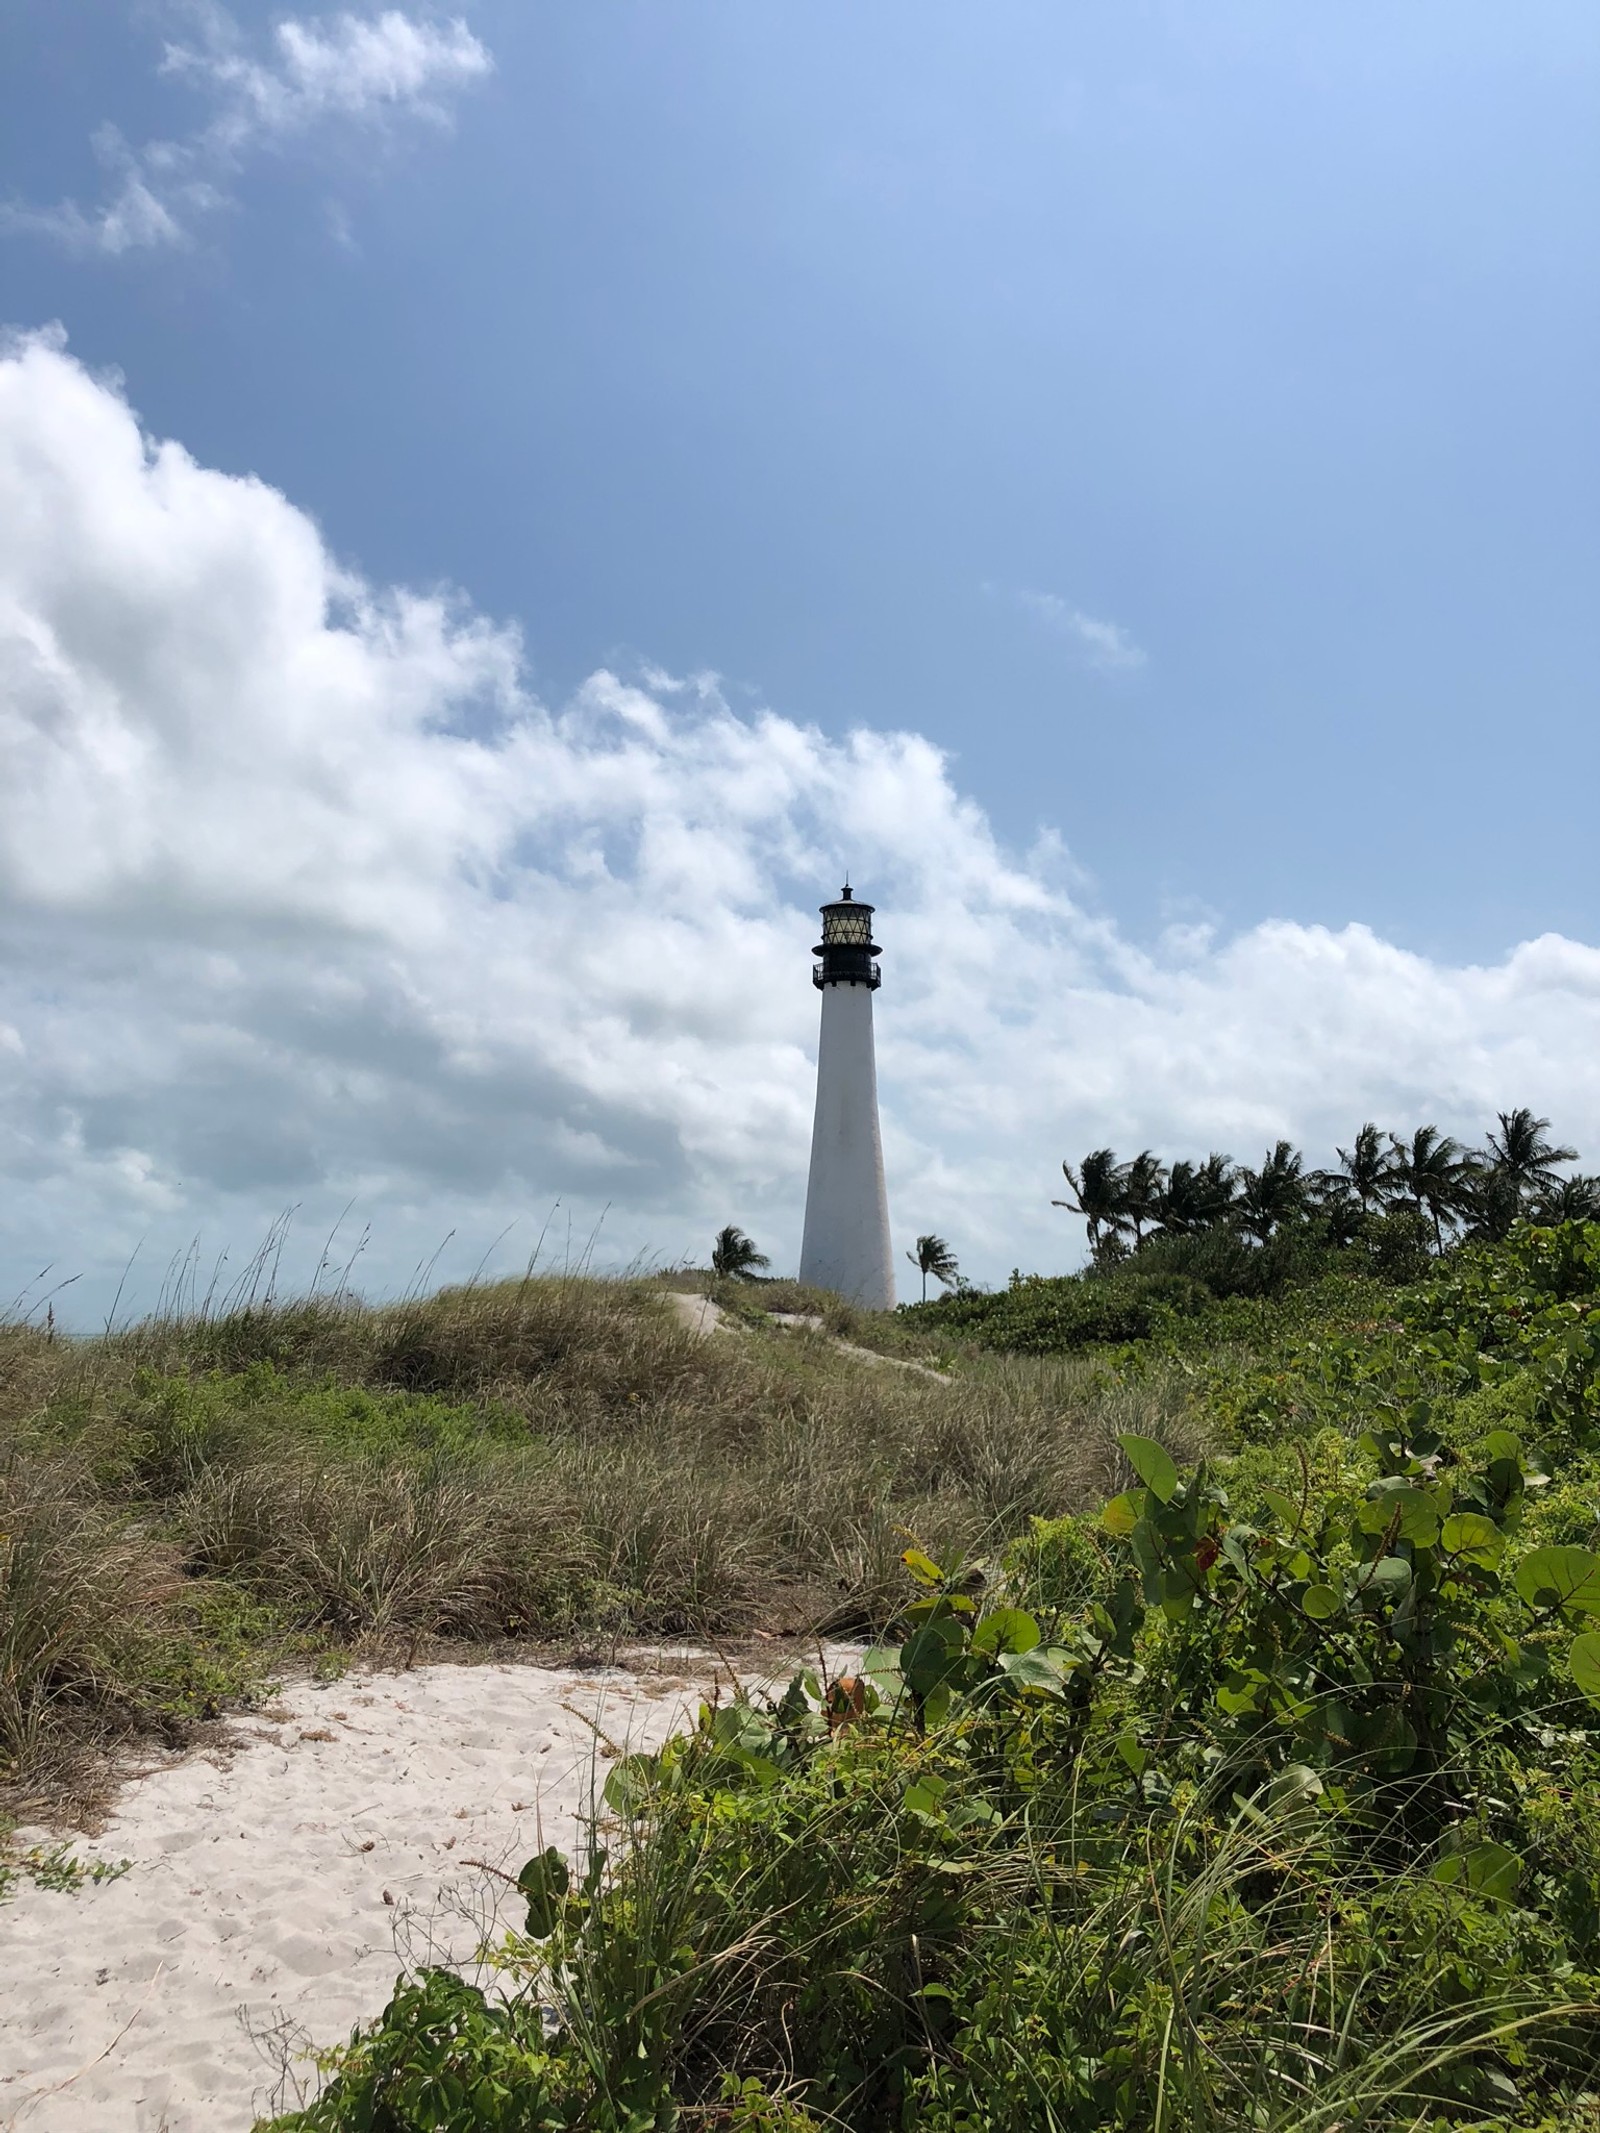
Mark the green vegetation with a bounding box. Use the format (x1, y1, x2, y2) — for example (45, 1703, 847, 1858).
(0, 1836, 129, 1904)
(0, 1272, 1142, 1812)
(907, 1234, 961, 1305)
(916, 1109, 1598, 1357)
(14, 1176, 1600, 2125)
(1049, 1109, 1597, 1267)
(711, 1226, 772, 1279)
(263, 1222, 1600, 2130)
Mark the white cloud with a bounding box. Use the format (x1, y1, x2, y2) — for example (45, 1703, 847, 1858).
(1009, 587, 1147, 672)
(1, 7, 491, 256)
(3, 328, 1600, 1319)
(166, 7, 493, 136)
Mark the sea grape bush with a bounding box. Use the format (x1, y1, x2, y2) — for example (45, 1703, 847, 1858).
(1104, 1426, 1600, 1848)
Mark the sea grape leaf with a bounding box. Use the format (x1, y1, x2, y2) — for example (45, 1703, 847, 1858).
(971, 1607, 1041, 1657)
(1515, 1546, 1600, 1615)
(1216, 1673, 1267, 1717)
(1569, 1631, 1600, 1707)
(1355, 1555, 1412, 1605)
(920, 1681, 954, 1729)
(900, 1621, 966, 1698)
(946, 1797, 1002, 1831)
(1101, 1492, 1140, 1537)
(998, 1648, 1070, 1696)
(1119, 1434, 1179, 1504)
(1432, 1841, 1523, 1905)
(1441, 1512, 1503, 1564)
(1267, 1764, 1324, 1812)
(903, 1774, 949, 1816)
(1358, 1484, 1439, 1546)
(516, 1847, 570, 1938)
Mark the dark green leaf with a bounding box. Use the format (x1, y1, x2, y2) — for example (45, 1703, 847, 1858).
(602, 1755, 659, 1819)
(1261, 1486, 1303, 1533)
(516, 1846, 570, 1937)
(1432, 1841, 1523, 1905)
(901, 1621, 966, 1697)
(970, 1607, 1041, 1657)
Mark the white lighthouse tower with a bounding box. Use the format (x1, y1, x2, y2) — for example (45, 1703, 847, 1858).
(799, 885, 895, 1310)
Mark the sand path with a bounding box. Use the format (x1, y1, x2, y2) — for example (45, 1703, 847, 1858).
(667, 1292, 948, 1382)
(0, 1651, 775, 2132)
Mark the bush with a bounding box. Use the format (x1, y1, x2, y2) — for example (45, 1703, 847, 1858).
(907, 1213, 1432, 1358)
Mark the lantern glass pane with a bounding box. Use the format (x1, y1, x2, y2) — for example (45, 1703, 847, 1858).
(823, 905, 872, 944)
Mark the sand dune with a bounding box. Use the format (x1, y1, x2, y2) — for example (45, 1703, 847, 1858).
(0, 1650, 779, 2131)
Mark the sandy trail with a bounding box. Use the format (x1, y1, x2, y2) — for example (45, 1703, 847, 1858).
(0, 1650, 797, 2133)
(668, 1292, 948, 1382)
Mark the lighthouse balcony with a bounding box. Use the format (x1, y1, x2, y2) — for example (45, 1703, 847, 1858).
(813, 957, 882, 989)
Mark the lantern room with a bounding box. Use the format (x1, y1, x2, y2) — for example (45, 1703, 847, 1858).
(812, 884, 882, 989)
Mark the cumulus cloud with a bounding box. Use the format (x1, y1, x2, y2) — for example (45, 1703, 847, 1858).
(1007, 587, 1147, 672)
(3, 328, 1600, 1319)
(1, 7, 491, 256)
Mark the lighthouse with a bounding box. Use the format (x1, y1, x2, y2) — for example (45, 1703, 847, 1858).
(799, 885, 896, 1310)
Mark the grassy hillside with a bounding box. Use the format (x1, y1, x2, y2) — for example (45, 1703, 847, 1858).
(0, 1273, 1179, 1815)
(261, 1225, 1600, 2132)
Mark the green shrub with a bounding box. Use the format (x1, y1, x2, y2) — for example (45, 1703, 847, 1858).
(272, 1968, 593, 2131)
(998, 1512, 1111, 1624)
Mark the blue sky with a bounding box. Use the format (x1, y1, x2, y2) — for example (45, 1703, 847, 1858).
(2, 3, 1598, 1314)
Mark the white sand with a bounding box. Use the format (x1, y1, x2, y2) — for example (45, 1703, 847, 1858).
(0, 1650, 789, 2132)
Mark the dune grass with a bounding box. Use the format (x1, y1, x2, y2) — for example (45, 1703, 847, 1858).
(0, 1274, 1192, 1812)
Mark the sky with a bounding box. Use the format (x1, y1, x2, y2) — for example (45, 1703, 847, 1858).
(1, 2, 1598, 1320)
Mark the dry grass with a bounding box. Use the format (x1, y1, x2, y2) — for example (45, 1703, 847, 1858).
(0, 1274, 1204, 1807)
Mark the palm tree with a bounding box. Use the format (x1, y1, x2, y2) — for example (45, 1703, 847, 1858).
(1305, 1172, 1367, 1248)
(1455, 1160, 1520, 1245)
(711, 1225, 770, 1279)
(1053, 1150, 1130, 1263)
(1120, 1151, 1166, 1247)
(1528, 1174, 1600, 1224)
(1388, 1126, 1473, 1249)
(1331, 1122, 1398, 1210)
(906, 1234, 959, 1303)
(1154, 1153, 1236, 1237)
(1482, 1108, 1577, 1203)
(1235, 1141, 1306, 1243)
